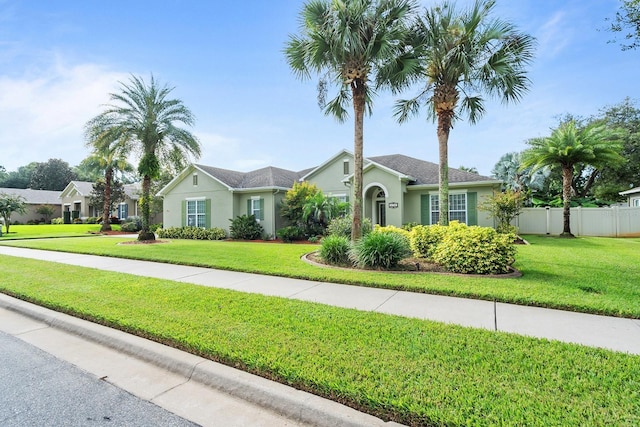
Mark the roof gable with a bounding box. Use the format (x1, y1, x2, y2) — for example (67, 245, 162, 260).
(300, 149, 352, 181)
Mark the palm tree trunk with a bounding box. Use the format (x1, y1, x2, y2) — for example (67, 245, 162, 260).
(351, 81, 366, 241)
(561, 165, 574, 237)
(435, 85, 457, 226)
(138, 174, 155, 241)
(100, 167, 113, 232)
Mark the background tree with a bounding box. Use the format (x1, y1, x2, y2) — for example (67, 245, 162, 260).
(285, 0, 416, 240)
(457, 165, 478, 174)
(521, 121, 623, 237)
(83, 120, 136, 232)
(0, 166, 6, 183)
(86, 75, 201, 240)
(0, 193, 27, 234)
(591, 97, 640, 199)
(492, 151, 549, 193)
(391, 0, 535, 225)
(29, 159, 77, 191)
(35, 205, 55, 223)
(89, 179, 126, 221)
(0, 163, 39, 189)
(607, 0, 640, 50)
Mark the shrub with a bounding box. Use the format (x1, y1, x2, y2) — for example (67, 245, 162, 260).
(120, 221, 140, 232)
(229, 215, 264, 240)
(72, 218, 83, 224)
(409, 224, 448, 259)
(51, 217, 64, 225)
(326, 215, 372, 238)
(374, 225, 411, 244)
(120, 216, 143, 232)
(156, 226, 226, 240)
(349, 232, 411, 270)
(277, 226, 306, 243)
(150, 223, 163, 233)
(109, 216, 121, 225)
(85, 217, 98, 224)
(431, 223, 516, 274)
(319, 235, 351, 265)
(402, 222, 420, 231)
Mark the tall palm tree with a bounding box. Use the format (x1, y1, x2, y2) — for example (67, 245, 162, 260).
(285, 0, 416, 241)
(390, 0, 535, 225)
(87, 75, 201, 240)
(83, 120, 135, 232)
(521, 121, 623, 237)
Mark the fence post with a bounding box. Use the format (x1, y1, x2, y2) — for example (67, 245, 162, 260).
(545, 207, 550, 235)
(613, 205, 620, 237)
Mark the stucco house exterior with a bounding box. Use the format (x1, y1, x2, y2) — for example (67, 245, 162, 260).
(159, 150, 501, 237)
(0, 187, 62, 224)
(59, 181, 142, 222)
(620, 186, 640, 207)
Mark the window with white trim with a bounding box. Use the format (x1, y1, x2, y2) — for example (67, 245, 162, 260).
(430, 194, 467, 224)
(634, 198, 640, 207)
(186, 199, 206, 227)
(192, 174, 198, 186)
(343, 159, 350, 175)
(251, 198, 261, 221)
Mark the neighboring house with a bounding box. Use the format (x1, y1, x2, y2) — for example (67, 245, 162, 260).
(159, 150, 501, 237)
(59, 181, 142, 222)
(620, 187, 640, 207)
(0, 187, 62, 224)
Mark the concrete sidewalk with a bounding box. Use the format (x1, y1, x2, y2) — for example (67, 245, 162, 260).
(1, 245, 639, 355)
(1, 244, 640, 426)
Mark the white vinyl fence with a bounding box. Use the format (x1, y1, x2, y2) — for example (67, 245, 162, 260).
(514, 206, 640, 237)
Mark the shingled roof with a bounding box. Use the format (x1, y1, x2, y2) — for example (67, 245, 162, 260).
(367, 154, 495, 185)
(194, 164, 305, 189)
(0, 187, 61, 205)
(61, 181, 141, 199)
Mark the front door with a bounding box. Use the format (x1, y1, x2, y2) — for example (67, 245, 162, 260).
(376, 201, 386, 227)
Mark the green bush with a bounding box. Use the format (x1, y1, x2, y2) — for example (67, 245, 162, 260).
(319, 235, 351, 265)
(120, 216, 143, 232)
(349, 232, 411, 269)
(85, 217, 99, 224)
(276, 225, 306, 243)
(72, 218, 83, 224)
(156, 226, 227, 240)
(409, 224, 448, 259)
(431, 223, 516, 274)
(402, 222, 420, 231)
(326, 215, 372, 238)
(229, 215, 264, 240)
(51, 217, 64, 225)
(150, 223, 163, 233)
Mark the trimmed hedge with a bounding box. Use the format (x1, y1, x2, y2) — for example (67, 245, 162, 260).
(409, 224, 448, 259)
(157, 226, 227, 240)
(326, 215, 372, 238)
(431, 222, 516, 274)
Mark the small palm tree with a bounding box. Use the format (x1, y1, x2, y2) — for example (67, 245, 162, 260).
(389, 0, 535, 225)
(521, 121, 623, 237)
(285, 0, 416, 240)
(84, 117, 135, 232)
(87, 75, 201, 240)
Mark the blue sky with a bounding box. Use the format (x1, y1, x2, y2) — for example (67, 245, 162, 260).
(0, 0, 637, 177)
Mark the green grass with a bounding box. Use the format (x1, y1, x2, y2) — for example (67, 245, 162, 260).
(2, 235, 639, 318)
(0, 224, 121, 240)
(1, 255, 638, 426)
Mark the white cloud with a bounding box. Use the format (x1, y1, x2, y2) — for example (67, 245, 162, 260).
(0, 59, 128, 171)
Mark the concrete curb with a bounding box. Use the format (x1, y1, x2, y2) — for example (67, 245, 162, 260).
(0, 293, 404, 427)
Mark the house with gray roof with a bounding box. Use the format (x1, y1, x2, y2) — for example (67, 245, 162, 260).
(0, 187, 62, 224)
(60, 181, 144, 223)
(158, 150, 501, 237)
(620, 186, 640, 207)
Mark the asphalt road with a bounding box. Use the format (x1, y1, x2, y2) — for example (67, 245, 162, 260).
(0, 331, 198, 427)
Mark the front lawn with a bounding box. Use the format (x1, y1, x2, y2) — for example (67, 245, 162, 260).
(1, 256, 638, 427)
(2, 235, 639, 318)
(0, 224, 120, 240)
